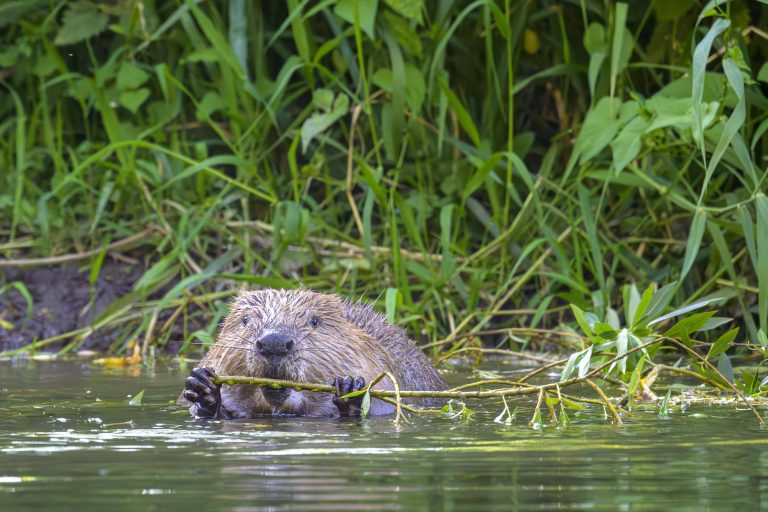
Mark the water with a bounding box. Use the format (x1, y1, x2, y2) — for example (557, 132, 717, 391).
(1, 359, 767, 511)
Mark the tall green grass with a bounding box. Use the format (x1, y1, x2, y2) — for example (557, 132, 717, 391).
(1, 0, 767, 365)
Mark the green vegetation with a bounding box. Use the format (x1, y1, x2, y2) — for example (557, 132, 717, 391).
(2, 1, 768, 405)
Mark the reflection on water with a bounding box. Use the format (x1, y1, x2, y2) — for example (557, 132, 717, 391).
(1, 360, 767, 511)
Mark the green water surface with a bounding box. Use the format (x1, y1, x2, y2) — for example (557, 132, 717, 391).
(1, 360, 767, 511)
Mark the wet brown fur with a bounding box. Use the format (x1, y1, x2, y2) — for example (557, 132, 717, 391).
(185, 288, 447, 417)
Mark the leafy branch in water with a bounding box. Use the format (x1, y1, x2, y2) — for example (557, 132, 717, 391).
(216, 284, 768, 428)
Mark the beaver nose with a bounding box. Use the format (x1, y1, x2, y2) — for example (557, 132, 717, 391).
(256, 332, 294, 358)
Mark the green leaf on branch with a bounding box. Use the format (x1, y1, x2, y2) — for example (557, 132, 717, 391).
(664, 311, 716, 338)
(707, 328, 738, 359)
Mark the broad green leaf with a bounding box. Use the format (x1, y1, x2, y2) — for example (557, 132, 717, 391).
(583, 22, 605, 54)
(698, 316, 732, 331)
(119, 88, 150, 114)
(196, 92, 227, 120)
(664, 311, 716, 338)
(561, 346, 591, 382)
(611, 116, 647, 175)
(335, 0, 378, 39)
(707, 327, 738, 359)
(55, 1, 109, 45)
(575, 96, 622, 163)
(117, 63, 150, 90)
(570, 304, 595, 337)
(360, 390, 371, 417)
(300, 93, 350, 153)
(383, 0, 423, 23)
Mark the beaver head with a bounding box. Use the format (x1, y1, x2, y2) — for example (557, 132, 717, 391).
(204, 289, 397, 406)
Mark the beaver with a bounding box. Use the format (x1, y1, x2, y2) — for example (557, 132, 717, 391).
(182, 288, 448, 418)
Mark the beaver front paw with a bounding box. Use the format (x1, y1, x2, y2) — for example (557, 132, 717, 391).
(184, 367, 221, 418)
(331, 376, 366, 417)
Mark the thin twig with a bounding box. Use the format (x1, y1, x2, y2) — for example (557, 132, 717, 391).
(0, 227, 158, 268)
(585, 378, 623, 426)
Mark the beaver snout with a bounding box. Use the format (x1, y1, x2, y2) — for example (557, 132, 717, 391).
(256, 332, 294, 359)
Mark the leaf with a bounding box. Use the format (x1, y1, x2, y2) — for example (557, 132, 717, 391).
(681, 209, 706, 281)
(631, 285, 654, 328)
(0, 0, 47, 29)
(616, 328, 629, 373)
(384, 287, 400, 324)
(664, 311, 716, 338)
(335, 0, 379, 39)
(611, 116, 647, 175)
(641, 282, 677, 324)
(707, 327, 738, 359)
(117, 63, 150, 90)
(561, 347, 588, 382)
(699, 57, 748, 199)
(300, 93, 349, 153)
(578, 185, 604, 289)
(372, 64, 425, 113)
(119, 88, 150, 114)
(381, 10, 422, 58)
(583, 22, 605, 55)
(649, 295, 724, 326)
(570, 304, 595, 338)
(758, 62, 768, 83)
(128, 389, 145, 406)
(313, 88, 334, 111)
(757, 195, 768, 332)
(575, 97, 623, 163)
(383, 0, 423, 23)
(196, 91, 227, 121)
(659, 389, 671, 417)
(609, 3, 629, 98)
(577, 345, 593, 378)
(438, 75, 480, 147)
(717, 354, 734, 384)
(55, 1, 109, 46)
(691, 17, 730, 162)
(361, 391, 371, 417)
(439, 204, 455, 280)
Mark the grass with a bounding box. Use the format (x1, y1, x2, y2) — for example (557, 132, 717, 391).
(1, 1, 768, 398)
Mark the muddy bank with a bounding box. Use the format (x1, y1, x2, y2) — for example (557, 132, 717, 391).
(1, 261, 144, 352)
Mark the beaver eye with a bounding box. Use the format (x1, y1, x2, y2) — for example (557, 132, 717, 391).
(310, 316, 319, 328)
(242, 314, 250, 326)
